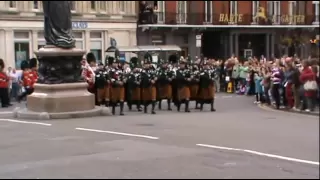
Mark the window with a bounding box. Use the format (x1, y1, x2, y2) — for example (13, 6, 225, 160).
(288, 1, 296, 24)
(14, 32, 30, 70)
(313, 1, 319, 24)
(100, 1, 106, 12)
(177, 1, 187, 24)
(252, 1, 260, 23)
(73, 31, 84, 49)
(156, 1, 165, 23)
(9, 1, 16, 8)
(268, 1, 281, 24)
(90, 32, 103, 63)
(90, 1, 96, 11)
(229, 1, 238, 24)
(204, 1, 212, 23)
(33, 1, 39, 10)
(119, 1, 125, 12)
(70, 1, 76, 11)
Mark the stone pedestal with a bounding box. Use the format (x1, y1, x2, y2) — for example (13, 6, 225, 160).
(16, 46, 111, 120)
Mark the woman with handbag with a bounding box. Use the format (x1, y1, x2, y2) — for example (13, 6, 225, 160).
(299, 60, 317, 112)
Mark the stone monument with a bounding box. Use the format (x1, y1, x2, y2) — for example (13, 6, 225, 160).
(16, 1, 110, 119)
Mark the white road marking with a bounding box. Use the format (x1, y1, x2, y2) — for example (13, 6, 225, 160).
(0, 119, 52, 126)
(0, 111, 13, 114)
(196, 144, 319, 166)
(75, 127, 159, 140)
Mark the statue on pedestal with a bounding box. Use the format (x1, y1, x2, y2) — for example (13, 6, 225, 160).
(43, 1, 75, 49)
(35, 1, 85, 84)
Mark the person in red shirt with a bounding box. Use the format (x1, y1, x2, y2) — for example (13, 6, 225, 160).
(299, 60, 317, 112)
(0, 58, 10, 107)
(17, 60, 33, 102)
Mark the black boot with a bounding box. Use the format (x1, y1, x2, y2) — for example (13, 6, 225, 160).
(151, 101, 156, 114)
(167, 99, 172, 111)
(120, 101, 124, 115)
(128, 103, 132, 111)
(195, 101, 200, 109)
(144, 104, 148, 113)
(211, 99, 216, 112)
(105, 101, 110, 107)
(137, 103, 142, 111)
(96, 102, 101, 106)
(158, 100, 162, 110)
(185, 100, 190, 112)
(112, 104, 116, 115)
(200, 102, 204, 111)
(177, 102, 181, 112)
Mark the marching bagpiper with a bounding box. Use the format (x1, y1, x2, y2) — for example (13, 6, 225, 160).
(156, 59, 175, 111)
(95, 62, 110, 107)
(140, 55, 157, 114)
(109, 57, 126, 115)
(198, 61, 216, 112)
(175, 58, 192, 112)
(126, 57, 142, 111)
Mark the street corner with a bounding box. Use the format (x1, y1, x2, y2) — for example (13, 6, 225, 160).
(257, 104, 319, 117)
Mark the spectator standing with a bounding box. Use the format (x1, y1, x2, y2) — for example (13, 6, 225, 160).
(9, 68, 20, 101)
(299, 60, 317, 112)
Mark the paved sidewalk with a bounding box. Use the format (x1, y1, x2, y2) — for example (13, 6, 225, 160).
(258, 104, 319, 116)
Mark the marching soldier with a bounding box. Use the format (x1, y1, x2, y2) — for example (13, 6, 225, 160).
(140, 57, 157, 114)
(0, 58, 10, 107)
(126, 57, 142, 111)
(18, 60, 34, 102)
(168, 54, 179, 107)
(198, 61, 216, 112)
(82, 53, 98, 104)
(156, 59, 174, 111)
(95, 62, 110, 106)
(189, 62, 201, 108)
(175, 59, 192, 112)
(109, 57, 126, 115)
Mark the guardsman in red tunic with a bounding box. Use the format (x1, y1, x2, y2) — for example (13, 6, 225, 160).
(82, 53, 98, 105)
(18, 60, 33, 102)
(0, 58, 10, 107)
(29, 58, 38, 91)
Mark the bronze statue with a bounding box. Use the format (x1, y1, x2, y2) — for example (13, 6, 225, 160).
(43, 1, 75, 49)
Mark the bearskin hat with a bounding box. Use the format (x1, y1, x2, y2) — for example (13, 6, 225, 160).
(0, 58, 4, 69)
(20, 60, 29, 70)
(108, 56, 115, 65)
(168, 54, 177, 64)
(86, 52, 96, 64)
(29, 58, 37, 68)
(130, 57, 138, 64)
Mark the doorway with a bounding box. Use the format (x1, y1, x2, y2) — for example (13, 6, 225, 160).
(238, 34, 266, 59)
(201, 30, 225, 59)
(180, 47, 188, 58)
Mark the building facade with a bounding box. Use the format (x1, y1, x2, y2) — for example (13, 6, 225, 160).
(0, 1, 137, 69)
(138, 1, 319, 60)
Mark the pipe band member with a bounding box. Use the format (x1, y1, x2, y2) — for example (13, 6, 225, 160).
(109, 57, 126, 115)
(95, 62, 110, 107)
(140, 58, 157, 114)
(126, 57, 142, 111)
(198, 61, 216, 112)
(156, 59, 175, 111)
(175, 59, 191, 112)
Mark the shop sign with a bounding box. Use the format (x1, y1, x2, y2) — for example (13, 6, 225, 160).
(219, 14, 243, 23)
(72, 21, 88, 29)
(254, 7, 305, 24)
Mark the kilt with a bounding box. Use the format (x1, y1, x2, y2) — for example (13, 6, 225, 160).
(189, 84, 199, 100)
(141, 86, 157, 101)
(198, 84, 215, 101)
(130, 87, 141, 101)
(158, 84, 172, 99)
(97, 85, 110, 102)
(177, 86, 191, 101)
(110, 86, 125, 102)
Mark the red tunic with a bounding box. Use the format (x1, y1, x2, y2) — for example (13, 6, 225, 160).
(29, 70, 38, 88)
(82, 67, 95, 89)
(299, 67, 316, 97)
(22, 71, 32, 88)
(0, 71, 9, 88)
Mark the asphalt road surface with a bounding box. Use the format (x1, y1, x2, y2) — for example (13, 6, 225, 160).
(0, 94, 319, 178)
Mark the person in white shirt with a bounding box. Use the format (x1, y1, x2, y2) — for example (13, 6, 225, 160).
(9, 68, 20, 101)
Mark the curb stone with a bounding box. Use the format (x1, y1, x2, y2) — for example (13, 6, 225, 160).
(258, 104, 319, 116)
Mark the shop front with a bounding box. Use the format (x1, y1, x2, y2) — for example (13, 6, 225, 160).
(0, 20, 137, 69)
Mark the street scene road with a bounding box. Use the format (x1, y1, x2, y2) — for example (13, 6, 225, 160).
(0, 94, 319, 179)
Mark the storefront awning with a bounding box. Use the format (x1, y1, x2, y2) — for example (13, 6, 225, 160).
(157, 45, 181, 51)
(105, 45, 181, 52)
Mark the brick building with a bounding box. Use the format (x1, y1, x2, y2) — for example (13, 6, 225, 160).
(137, 1, 319, 60)
(0, 1, 137, 69)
